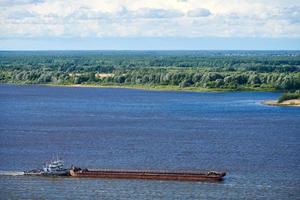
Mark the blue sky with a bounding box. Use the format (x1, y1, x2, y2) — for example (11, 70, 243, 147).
(0, 0, 300, 50)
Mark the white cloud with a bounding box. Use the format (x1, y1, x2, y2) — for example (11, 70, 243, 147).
(0, 0, 44, 6)
(133, 8, 184, 18)
(5, 10, 37, 19)
(187, 8, 211, 17)
(0, 0, 299, 38)
(66, 7, 184, 20)
(66, 7, 110, 20)
(273, 6, 300, 24)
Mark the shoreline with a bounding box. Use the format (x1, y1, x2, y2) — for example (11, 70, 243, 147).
(263, 100, 300, 107)
(1, 82, 276, 93)
(45, 83, 230, 92)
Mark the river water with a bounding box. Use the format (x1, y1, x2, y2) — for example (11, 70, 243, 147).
(0, 84, 299, 199)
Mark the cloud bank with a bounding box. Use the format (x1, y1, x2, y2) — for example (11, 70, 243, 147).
(0, 0, 299, 38)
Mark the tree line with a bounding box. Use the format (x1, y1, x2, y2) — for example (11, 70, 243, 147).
(1, 51, 300, 91)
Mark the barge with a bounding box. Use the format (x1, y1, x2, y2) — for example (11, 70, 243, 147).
(24, 159, 226, 181)
(69, 167, 226, 182)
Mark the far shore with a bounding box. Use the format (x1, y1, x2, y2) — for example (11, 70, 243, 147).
(1, 82, 277, 93)
(44, 83, 230, 92)
(41, 83, 275, 93)
(263, 99, 300, 107)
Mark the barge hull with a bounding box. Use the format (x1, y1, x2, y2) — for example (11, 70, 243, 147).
(69, 169, 226, 182)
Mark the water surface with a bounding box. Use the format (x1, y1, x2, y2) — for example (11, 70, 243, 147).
(0, 84, 299, 199)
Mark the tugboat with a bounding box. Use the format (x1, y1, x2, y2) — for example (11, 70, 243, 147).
(24, 159, 69, 176)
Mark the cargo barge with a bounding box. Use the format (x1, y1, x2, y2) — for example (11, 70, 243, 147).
(69, 167, 226, 182)
(24, 159, 226, 182)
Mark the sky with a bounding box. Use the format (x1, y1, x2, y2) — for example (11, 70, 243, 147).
(0, 0, 300, 50)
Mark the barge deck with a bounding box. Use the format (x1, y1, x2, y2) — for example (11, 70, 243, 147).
(69, 167, 226, 182)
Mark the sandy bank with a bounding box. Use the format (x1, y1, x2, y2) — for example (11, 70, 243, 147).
(264, 99, 300, 107)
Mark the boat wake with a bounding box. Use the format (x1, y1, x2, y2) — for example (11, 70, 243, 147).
(0, 170, 24, 176)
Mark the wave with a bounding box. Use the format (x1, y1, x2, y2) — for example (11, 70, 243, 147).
(0, 170, 24, 176)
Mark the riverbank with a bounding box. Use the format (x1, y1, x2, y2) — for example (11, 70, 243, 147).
(38, 83, 275, 93)
(45, 83, 230, 92)
(263, 99, 300, 107)
(1, 82, 277, 92)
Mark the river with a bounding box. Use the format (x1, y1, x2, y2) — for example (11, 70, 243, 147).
(0, 84, 299, 199)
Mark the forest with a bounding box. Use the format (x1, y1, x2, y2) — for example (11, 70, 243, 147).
(1, 50, 300, 91)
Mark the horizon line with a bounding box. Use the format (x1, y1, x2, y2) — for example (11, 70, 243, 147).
(1, 49, 300, 51)
(1, 37, 299, 51)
